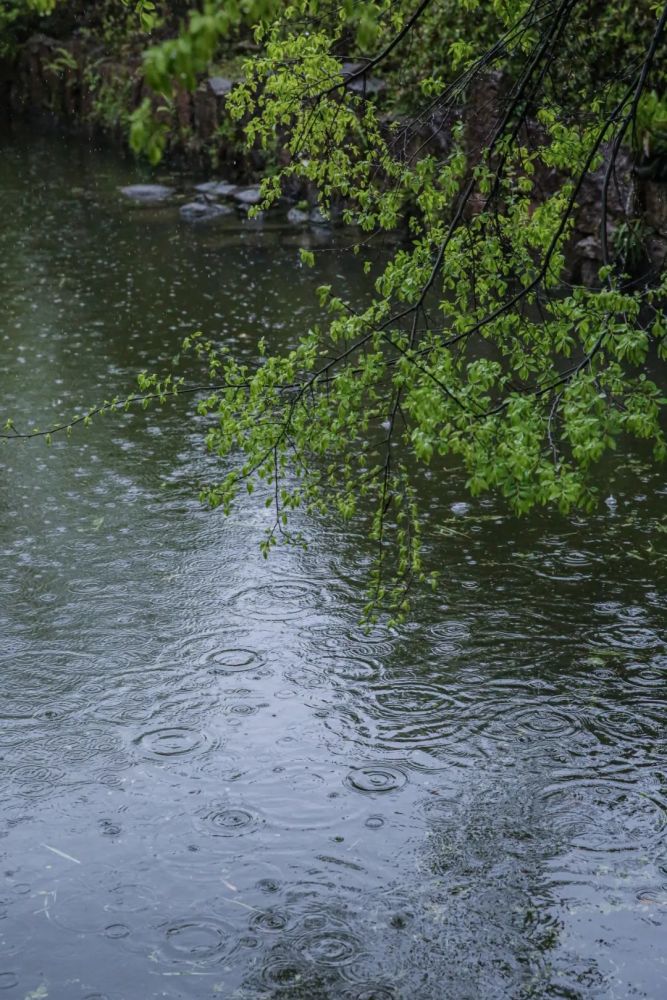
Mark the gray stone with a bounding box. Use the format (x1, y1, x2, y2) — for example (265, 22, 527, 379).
(341, 62, 385, 97)
(347, 76, 385, 97)
(233, 186, 263, 206)
(243, 210, 266, 224)
(207, 76, 234, 97)
(194, 181, 239, 198)
(574, 235, 603, 260)
(309, 206, 329, 226)
(119, 184, 174, 204)
(287, 207, 310, 224)
(179, 200, 234, 222)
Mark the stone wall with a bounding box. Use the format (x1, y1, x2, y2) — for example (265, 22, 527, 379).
(4, 33, 247, 173)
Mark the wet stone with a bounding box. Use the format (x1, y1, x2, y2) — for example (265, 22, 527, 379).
(208, 76, 234, 97)
(194, 181, 239, 198)
(234, 186, 263, 206)
(309, 206, 330, 226)
(119, 184, 174, 204)
(180, 200, 234, 222)
(347, 76, 386, 96)
(341, 62, 386, 96)
(287, 207, 310, 224)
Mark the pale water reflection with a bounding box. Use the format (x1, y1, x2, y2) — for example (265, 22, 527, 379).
(0, 125, 665, 999)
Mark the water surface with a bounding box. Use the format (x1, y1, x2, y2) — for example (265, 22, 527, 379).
(1, 125, 666, 1000)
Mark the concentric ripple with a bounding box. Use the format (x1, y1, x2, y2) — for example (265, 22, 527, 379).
(9, 762, 66, 795)
(261, 957, 310, 991)
(297, 929, 361, 966)
(343, 986, 396, 1000)
(229, 578, 324, 621)
(256, 878, 282, 894)
(541, 780, 667, 853)
(320, 655, 382, 685)
(194, 804, 259, 837)
(133, 726, 209, 760)
(345, 765, 407, 794)
(207, 648, 266, 674)
(366, 680, 466, 750)
(166, 629, 270, 676)
(104, 923, 130, 940)
(40, 727, 126, 768)
(104, 882, 157, 915)
(511, 706, 579, 740)
(249, 908, 290, 933)
(585, 624, 664, 652)
(161, 916, 234, 965)
(247, 761, 350, 830)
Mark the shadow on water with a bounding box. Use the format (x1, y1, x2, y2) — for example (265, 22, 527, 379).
(0, 125, 665, 999)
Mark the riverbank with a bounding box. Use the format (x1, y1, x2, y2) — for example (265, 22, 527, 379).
(3, 29, 667, 284)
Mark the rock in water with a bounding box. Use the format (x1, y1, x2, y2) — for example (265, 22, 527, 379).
(234, 186, 263, 206)
(119, 184, 174, 204)
(194, 181, 239, 198)
(309, 206, 329, 225)
(180, 200, 234, 222)
(287, 207, 310, 224)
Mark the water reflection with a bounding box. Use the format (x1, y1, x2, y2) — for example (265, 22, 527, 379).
(0, 124, 665, 998)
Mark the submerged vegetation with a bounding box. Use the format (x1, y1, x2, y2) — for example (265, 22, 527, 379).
(2, 0, 667, 620)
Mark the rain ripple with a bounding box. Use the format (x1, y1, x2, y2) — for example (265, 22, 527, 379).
(541, 779, 667, 854)
(160, 915, 237, 966)
(132, 726, 212, 761)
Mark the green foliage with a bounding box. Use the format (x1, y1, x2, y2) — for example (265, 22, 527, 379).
(121, 0, 159, 33)
(140, 1, 667, 620)
(633, 89, 667, 157)
(0, 0, 57, 58)
(5, 0, 667, 621)
(129, 96, 170, 163)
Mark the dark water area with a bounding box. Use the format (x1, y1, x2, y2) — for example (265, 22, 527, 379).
(1, 125, 666, 999)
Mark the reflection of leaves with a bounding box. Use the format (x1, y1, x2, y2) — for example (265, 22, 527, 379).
(582, 648, 628, 662)
(24, 986, 49, 1000)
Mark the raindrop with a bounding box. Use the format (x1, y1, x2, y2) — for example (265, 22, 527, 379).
(261, 958, 307, 989)
(512, 707, 578, 739)
(346, 765, 407, 794)
(257, 878, 281, 894)
(196, 805, 257, 836)
(208, 648, 265, 674)
(249, 909, 289, 932)
(347, 987, 396, 1000)
(133, 727, 207, 759)
(163, 918, 231, 963)
(104, 923, 130, 939)
(10, 763, 65, 788)
(299, 930, 360, 966)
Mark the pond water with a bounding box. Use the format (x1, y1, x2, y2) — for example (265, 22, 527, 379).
(0, 125, 665, 1000)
